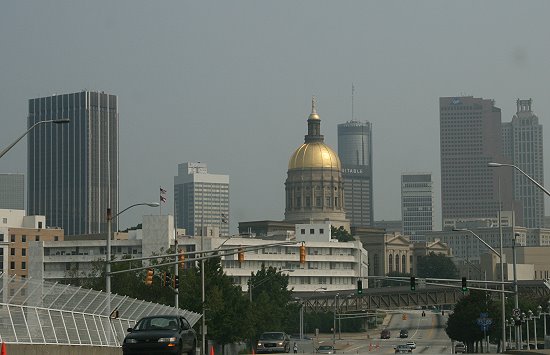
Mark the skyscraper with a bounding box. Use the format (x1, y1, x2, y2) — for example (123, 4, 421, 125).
(502, 99, 544, 228)
(0, 174, 24, 210)
(337, 120, 373, 227)
(401, 172, 433, 241)
(174, 162, 229, 236)
(27, 91, 118, 235)
(439, 96, 517, 224)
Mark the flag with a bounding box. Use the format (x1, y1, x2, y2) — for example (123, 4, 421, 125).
(160, 195, 167, 203)
(160, 187, 167, 195)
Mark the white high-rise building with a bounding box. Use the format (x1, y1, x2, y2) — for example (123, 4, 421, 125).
(174, 162, 229, 236)
(401, 173, 434, 241)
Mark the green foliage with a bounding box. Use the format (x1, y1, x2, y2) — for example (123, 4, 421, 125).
(446, 291, 502, 352)
(330, 226, 355, 242)
(417, 252, 458, 279)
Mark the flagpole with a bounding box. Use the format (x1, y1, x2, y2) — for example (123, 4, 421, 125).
(159, 186, 162, 215)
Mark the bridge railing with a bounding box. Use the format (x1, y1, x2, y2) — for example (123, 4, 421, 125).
(0, 273, 200, 347)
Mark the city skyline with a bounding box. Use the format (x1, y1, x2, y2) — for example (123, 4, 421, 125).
(1, 1, 550, 233)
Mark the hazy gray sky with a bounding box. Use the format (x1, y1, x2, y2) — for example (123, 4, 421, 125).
(2, 1, 550, 232)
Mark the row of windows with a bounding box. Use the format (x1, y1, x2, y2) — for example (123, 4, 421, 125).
(10, 248, 26, 256)
(10, 261, 26, 270)
(8, 235, 60, 243)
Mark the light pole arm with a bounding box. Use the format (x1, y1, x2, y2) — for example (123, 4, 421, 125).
(489, 162, 550, 197)
(109, 202, 160, 220)
(453, 228, 501, 257)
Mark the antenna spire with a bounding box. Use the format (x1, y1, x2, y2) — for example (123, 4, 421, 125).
(311, 96, 317, 114)
(352, 84, 355, 121)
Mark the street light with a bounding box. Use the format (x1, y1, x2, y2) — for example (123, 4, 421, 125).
(531, 308, 541, 349)
(539, 300, 550, 338)
(105, 202, 159, 324)
(0, 118, 70, 159)
(488, 162, 550, 197)
(333, 293, 339, 348)
(297, 287, 327, 340)
(453, 227, 507, 353)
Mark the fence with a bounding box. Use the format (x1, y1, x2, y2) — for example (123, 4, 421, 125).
(0, 273, 200, 347)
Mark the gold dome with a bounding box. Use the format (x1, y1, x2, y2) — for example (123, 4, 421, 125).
(288, 142, 341, 170)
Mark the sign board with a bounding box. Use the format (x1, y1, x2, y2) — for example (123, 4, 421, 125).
(512, 308, 521, 318)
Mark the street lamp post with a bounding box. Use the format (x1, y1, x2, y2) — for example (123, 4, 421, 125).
(453, 227, 506, 352)
(540, 301, 550, 337)
(0, 118, 69, 159)
(525, 312, 531, 350)
(105, 202, 159, 343)
(488, 162, 550, 197)
(512, 233, 520, 350)
(297, 287, 327, 340)
(332, 293, 339, 348)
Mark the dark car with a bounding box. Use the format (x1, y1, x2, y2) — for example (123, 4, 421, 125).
(399, 329, 408, 338)
(256, 332, 291, 353)
(122, 315, 196, 355)
(380, 329, 391, 339)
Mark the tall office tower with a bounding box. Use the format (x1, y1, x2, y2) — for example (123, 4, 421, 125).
(0, 174, 24, 210)
(174, 162, 229, 236)
(27, 91, 118, 235)
(337, 121, 373, 227)
(401, 172, 434, 241)
(502, 99, 544, 228)
(439, 96, 517, 224)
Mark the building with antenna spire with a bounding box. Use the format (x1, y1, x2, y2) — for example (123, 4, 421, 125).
(337, 89, 373, 227)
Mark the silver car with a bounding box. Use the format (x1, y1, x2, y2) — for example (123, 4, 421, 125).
(317, 345, 335, 354)
(256, 332, 290, 353)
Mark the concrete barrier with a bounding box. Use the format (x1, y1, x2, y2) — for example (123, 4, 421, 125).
(3, 344, 122, 355)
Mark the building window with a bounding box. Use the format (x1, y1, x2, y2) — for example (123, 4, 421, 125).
(35, 236, 40, 241)
(319, 229, 324, 234)
(21, 262, 26, 270)
(0, 233, 3, 241)
(10, 248, 15, 256)
(2, 218, 7, 224)
(22, 249, 26, 257)
(38, 221, 43, 228)
(301, 229, 305, 235)
(54, 236, 59, 241)
(22, 235, 26, 243)
(11, 235, 15, 242)
(66, 263, 71, 271)
(310, 229, 314, 234)
(10, 262, 15, 270)
(316, 197, 321, 207)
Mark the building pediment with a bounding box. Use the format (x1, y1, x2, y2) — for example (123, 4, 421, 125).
(385, 234, 411, 247)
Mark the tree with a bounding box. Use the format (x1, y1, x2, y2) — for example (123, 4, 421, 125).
(446, 291, 502, 353)
(417, 252, 458, 279)
(331, 226, 355, 242)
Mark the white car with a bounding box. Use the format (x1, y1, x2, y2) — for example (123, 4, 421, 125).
(406, 341, 416, 349)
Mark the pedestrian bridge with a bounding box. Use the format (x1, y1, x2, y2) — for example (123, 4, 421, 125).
(0, 273, 200, 347)
(299, 280, 550, 313)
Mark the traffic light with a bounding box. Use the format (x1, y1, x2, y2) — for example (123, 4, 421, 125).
(145, 269, 154, 286)
(357, 279, 363, 295)
(238, 247, 245, 263)
(163, 272, 171, 287)
(179, 253, 185, 269)
(461, 277, 468, 292)
(299, 243, 306, 264)
(410, 276, 416, 291)
(173, 275, 179, 289)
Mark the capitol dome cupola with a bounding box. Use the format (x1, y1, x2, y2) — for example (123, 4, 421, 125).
(284, 97, 348, 229)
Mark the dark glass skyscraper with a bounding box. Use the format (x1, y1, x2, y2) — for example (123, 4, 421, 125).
(337, 121, 373, 227)
(27, 91, 118, 235)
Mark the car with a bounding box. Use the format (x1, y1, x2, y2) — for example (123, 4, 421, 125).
(454, 342, 466, 353)
(394, 344, 412, 353)
(316, 345, 335, 354)
(406, 341, 416, 349)
(122, 315, 196, 355)
(380, 329, 391, 339)
(399, 329, 408, 338)
(256, 332, 291, 353)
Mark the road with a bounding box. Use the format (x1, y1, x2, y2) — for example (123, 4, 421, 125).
(291, 309, 454, 354)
